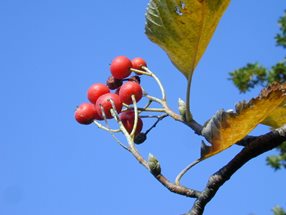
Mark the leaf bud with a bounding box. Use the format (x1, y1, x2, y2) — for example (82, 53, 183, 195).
(178, 98, 186, 118)
(148, 153, 161, 176)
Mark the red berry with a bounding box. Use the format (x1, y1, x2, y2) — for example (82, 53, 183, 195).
(87, 83, 110, 104)
(95, 93, 122, 119)
(75, 103, 102, 124)
(110, 56, 132, 79)
(120, 110, 143, 135)
(131, 57, 147, 72)
(119, 81, 143, 105)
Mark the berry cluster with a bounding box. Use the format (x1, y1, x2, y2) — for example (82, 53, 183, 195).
(75, 56, 147, 136)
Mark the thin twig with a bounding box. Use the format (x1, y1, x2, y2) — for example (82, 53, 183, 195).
(99, 69, 203, 200)
(93, 120, 121, 133)
(99, 105, 129, 151)
(145, 94, 163, 104)
(145, 114, 168, 135)
(142, 98, 153, 110)
(117, 113, 149, 168)
(120, 118, 201, 199)
(131, 68, 152, 76)
(142, 66, 166, 101)
(140, 70, 204, 133)
(140, 114, 167, 119)
(137, 107, 166, 112)
(130, 95, 139, 138)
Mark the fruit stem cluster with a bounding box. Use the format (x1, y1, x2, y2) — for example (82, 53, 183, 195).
(75, 56, 205, 199)
(94, 64, 204, 196)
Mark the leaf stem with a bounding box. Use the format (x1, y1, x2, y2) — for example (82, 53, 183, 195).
(175, 158, 202, 185)
(185, 72, 194, 122)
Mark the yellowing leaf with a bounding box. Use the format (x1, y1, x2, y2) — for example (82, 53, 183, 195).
(201, 83, 286, 159)
(261, 104, 286, 128)
(145, 0, 230, 78)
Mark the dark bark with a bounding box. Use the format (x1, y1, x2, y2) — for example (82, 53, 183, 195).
(186, 128, 286, 215)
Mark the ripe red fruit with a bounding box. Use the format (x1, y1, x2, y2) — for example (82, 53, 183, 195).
(119, 81, 143, 105)
(87, 83, 110, 104)
(120, 110, 143, 135)
(95, 93, 122, 119)
(131, 57, 147, 71)
(75, 103, 102, 124)
(110, 56, 132, 79)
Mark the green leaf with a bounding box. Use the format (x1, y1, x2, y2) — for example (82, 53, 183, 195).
(229, 63, 268, 93)
(268, 61, 286, 84)
(272, 206, 286, 215)
(201, 83, 286, 159)
(145, 0, 230, 78)
(276, 10, 286, 48)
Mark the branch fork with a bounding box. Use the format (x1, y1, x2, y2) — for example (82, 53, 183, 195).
(92, 66, 286, 215)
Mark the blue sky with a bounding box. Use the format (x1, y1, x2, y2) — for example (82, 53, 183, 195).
(0, 1, 286, 215)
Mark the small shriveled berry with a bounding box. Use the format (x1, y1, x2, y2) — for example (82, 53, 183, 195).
(134, 133, 147, 144)
(128, 75, 141, 84)
(106, 75, 123, 90)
